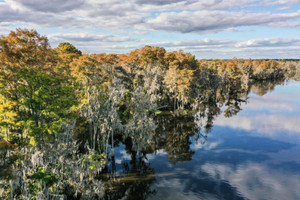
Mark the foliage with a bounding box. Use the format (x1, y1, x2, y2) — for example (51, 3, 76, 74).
(1, 28, 298, 199)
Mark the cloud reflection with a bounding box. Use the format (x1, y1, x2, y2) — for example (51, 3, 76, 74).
(201, 162, 300, 200)
(215, 114, 300, 135)
(215, 82, 300, 136)
(192, 140, 222, 150)
(245, 96, 296, 111)
(149, 178, 218, 200)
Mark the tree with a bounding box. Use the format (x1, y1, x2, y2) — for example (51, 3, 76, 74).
(164, 61, 194, 111)
(14, 68, 77, 145)
(0, 95, 18, 142)
(54, 42, 82, 72)
(0, 29, 77, 145)
(0, 28, 52, 71)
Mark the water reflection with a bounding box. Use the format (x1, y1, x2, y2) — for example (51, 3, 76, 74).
(101, 79, 300, 200)
(215, 81, 300, 136)
(250, 79, 286, 96)
(102, 153, 156, 200)
(2, 78, 300, 199)
(201, 162, 300, 200)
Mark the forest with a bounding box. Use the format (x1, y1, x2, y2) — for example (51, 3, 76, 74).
(1, 28, 300, 199)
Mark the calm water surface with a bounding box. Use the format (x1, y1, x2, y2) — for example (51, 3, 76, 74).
(104, 80, 300, 200)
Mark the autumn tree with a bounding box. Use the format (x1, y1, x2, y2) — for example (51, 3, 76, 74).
(120, 46, 166, 68)
(0, 28, 53, 72)
(54, 42, 82, 75)
(165, 50, 198, 70)
(163, 61, 194, 111)
(0, 29, 77, 145)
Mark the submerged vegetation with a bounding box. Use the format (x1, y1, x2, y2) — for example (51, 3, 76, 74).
(0, 28, 300, 199)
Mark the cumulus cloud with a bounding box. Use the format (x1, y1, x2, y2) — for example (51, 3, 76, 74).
(236, 38, 300, 47)
(78, 0, 137, 17)
(134, 0, 186, 6)
(6, 0, 84, 12)
(0, 3, 90, 28)
(265, 0, 300, 5)
(2, 0, 300, 32)
(155, 38, 234, 47)
(138, 10, 300, 33)
(1, 0, 300, 34)
(136, 0, 261, 12)
(1, 0, 299, 58)
(47, 33, 144, 54)
(0, 0, 144, 29)
(48, 32, 138, 43)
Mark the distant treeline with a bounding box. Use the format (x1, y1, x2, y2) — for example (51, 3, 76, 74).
(200, 59, 300, 61)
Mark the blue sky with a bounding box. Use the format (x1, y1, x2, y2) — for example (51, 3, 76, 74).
(0, 0, 300, 59)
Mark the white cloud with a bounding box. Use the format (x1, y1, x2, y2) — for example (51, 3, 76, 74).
(1, 0, 300, 58)
(236, 38, 300, 47)
(6, 0, 84, 12)
(2, 0, 300, 32)
(138, 10, 300, 33)
(136, 0, 261, 12)
(265, 0, 300, 5)
(0, 3, 90, 28)
(155, 38, 234, 47)
(48, 32, 138, 43)
(134, 0, 185, 6)
(0, 0, 144, 29)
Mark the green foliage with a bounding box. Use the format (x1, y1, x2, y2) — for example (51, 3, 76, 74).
(155, 110, 162, 115)
(29, 167, 58, 186)
(26, 167, 58, 199)
(87, 153, 106, 170)
(13, 68, 77, 143)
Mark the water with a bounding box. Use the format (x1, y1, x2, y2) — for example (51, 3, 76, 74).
(103, 80, 300, 200)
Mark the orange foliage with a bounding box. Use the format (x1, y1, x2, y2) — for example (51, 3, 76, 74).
(0, 28, 53, 71)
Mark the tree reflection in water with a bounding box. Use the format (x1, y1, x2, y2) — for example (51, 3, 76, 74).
(0, 76, 287, 199)
(94, 78, 286, 200)
(101, 147, 156, 199)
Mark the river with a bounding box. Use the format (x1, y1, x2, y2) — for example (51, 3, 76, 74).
(103, 80, 300, 200)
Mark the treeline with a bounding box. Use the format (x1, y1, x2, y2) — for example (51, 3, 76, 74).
(0, 28, 299, 199)
(1, 28, 300, 154)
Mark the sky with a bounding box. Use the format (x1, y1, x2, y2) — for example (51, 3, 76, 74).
(0, 0, 300, 59)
